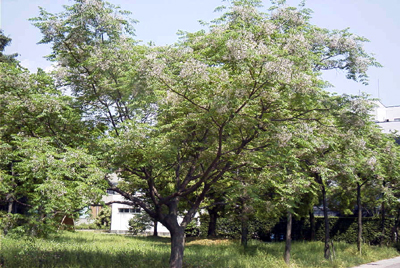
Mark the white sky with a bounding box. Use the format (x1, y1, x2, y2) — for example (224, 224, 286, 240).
(1, 0, 400, 106)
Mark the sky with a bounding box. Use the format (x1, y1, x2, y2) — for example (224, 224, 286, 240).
(1, 0, 400, 106)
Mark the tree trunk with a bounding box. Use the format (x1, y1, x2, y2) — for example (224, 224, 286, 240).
(169, 227, 185, 268)
(380, 201, 385, 245)
(284, 211, 292, 265)
(207, 208, 218, 238)
(165, 197, 186, 268)
(322, 184, 331, 260)
(381, 182, 386, 245)
(394, 209, 400, 243)
(7, 195, 13, 214)
(3, 194, 14, 235)
(153, 220, 158, 237)
(310, 211, 315, 241)
(241, 217, 248, 248)
(357, 182, 362, 254)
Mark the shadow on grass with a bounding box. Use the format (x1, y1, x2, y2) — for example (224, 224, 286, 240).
(126, 235, 171, 244)
(49, 232, 172, 245)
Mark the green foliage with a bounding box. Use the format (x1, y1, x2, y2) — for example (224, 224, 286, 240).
(94, 206, 111, 228)
(74, 223, 108, 230)
(184, 219, 200, 237)
(198, 213, 279, 239)
(0, 30, 18, 63)
(128, 213, 153, 235)
(0, 43, 106, 237)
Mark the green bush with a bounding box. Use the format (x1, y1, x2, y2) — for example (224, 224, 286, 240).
(94, 206, 111, 228)
(74, 222, 107, 230)
(0, 212, 65, 238)
(128, 213, 153, 235)
(184, 219, 200, 237)
(198, 214, 278, 239)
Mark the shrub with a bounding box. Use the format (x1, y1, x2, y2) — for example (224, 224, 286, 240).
(128, 213, 153, 235)
(94, 206, 111, 228)
(198, 213, 278, 239)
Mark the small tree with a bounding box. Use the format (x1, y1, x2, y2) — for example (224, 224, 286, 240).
(128, 213, 153, 235)
(94, 206, 111, 228)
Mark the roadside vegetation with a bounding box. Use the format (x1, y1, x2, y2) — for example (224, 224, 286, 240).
(0, 231, 398, 268)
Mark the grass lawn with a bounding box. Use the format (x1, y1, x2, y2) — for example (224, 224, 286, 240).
(0, 231, 398, 268)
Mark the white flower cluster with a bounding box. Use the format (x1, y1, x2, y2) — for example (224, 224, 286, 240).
(263, 58, 294, 83)
(350, 98, 369, 115)
(42, 18, 62, 38)
(271, 8, 305, 26)
(367, 156, 377, 168)
(216, 103, 230, 115)
(147, 57, 166, 78)
(231, 6, 259, 22)
(283, 33, 309, 54)
(312, 31, 328, 45)
(259, 21, 277, 36)
(354, 138, 367, 150)
(276, 127, 292, 147)
(179, 58, 209, 82)
(81, 0, 103, 11)
(165, 90, 180, 105)
(351, 56, 370, 73)
(44, 178, 68, 197)
(225, 38, 254, 61)
(329, 35, 358, 51)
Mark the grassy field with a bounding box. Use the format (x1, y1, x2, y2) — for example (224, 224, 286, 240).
(0, 231, 398, 268)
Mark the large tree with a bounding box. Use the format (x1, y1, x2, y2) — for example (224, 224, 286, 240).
(32, 0, 378, 266)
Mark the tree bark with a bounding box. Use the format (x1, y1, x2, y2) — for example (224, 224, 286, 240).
(380, 201, 385, 245)
(284, 211, 292, 265)
(207, 208, 218, 238)
(169, 227, 185, 268)
(310, 211, 315, 241)
(381, 182, 386, 245)
(357, 182, 362, 254)
(162, 197, 188, 268)
(241, 217, 249, 248)
(394, 209, 400, 243)
(153, 220, 158, 237)
(7, 194, 13, 214)
(322, 184, 331, 260)
(3, 194, 14, 235)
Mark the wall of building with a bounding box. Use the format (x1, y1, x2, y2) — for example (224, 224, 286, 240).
(107, 192, 171, 235)
(372, 101, 400, 133)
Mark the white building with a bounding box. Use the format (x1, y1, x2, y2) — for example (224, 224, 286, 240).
(372, 100, 400, 133)
(104, 190, 171, 235)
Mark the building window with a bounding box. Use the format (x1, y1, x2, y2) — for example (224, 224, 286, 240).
(106, 189, 116, 195)
(118, 206, 141, 214)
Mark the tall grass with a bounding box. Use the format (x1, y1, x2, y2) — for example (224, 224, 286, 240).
(0, 231, 398, 268)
